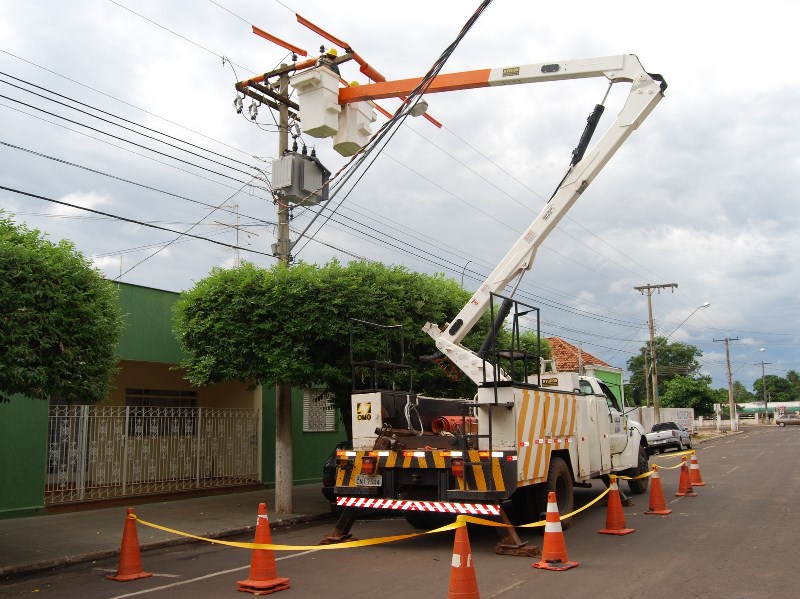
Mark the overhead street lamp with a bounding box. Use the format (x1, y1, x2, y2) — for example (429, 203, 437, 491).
(665, 302, 710, 341)
(727, 346, 764, 430)
(648, 301, 710, 422)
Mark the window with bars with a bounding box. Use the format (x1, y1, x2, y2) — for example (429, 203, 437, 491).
(302, 388, 337, 432)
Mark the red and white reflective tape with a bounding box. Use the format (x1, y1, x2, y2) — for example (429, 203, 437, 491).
(520, 438, 572, 447)
(336, 497, 500, 516)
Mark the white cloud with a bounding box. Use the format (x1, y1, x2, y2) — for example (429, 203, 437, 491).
(1, 0, 798, 391)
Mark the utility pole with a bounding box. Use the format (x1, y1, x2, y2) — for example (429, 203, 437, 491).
(759, 360, 772, 422)
(274, 67, 293, 515)
(236, 53, 339, 516)
(714, 336, 739, 431)
(634, 283, 677, 424)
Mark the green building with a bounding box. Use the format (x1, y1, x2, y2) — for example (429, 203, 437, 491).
(0, 282, 341, 519)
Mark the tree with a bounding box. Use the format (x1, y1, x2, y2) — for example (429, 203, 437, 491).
(626, 337, 703, 399)
(173, 260, 549, 438)
(732, 381, 755, 404)
(753, 374, 795, 403)
(659, 375, 718, 416)
(0, 214, 123, 403)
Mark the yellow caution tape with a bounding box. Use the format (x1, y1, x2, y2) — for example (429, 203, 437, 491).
(617, 469, 654, 481)
(131, 482, 619, 549)
(131, 514, 463, 551)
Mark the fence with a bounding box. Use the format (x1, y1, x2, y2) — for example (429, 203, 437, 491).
(46, 405, 259, 505)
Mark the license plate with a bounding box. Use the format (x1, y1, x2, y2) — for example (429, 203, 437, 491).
(356, 474, 382, 487)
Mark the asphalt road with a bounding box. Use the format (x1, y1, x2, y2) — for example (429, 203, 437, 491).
(1, 426, 797, 599)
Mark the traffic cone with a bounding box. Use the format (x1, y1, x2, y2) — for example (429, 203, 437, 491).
(644, 466, 672, 515)
(598, 475, 635, 535)
(107, 508, 153, 582)
(533, 492, 578, 571)
(689, 453, 706, 486)
(237, 503, 290, 595)
(675, 457, 697, 497)
(447, 518, 479, 599)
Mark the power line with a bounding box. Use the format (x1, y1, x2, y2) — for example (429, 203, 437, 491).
(0, 72, 255, 170)
(0, 93, 255, 186)
(0, 48, 256, 158)
(0, 140, 272, 225)
(0, 185, 274, 257)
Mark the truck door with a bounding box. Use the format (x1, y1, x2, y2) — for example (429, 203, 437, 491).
(597, 381, 627, 454)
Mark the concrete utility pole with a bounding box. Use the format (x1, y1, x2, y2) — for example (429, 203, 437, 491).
(714, 336, 739, 431)
(274, 68, 293, 515)
(634, 283, 677, 424)
(759, 360, 772, 422)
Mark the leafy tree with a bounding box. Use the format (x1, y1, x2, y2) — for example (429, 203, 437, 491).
(0, 214, 123, 403)
(753, 374, 795, 403)
(732, 381, 755, 403)
(659, 375, 718, 416)
(174, 260, 550, 437)
(626, 337, 703, 399)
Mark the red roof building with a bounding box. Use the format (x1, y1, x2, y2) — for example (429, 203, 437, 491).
(547, 337, 610, 372)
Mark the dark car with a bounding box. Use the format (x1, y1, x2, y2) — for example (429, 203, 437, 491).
(321, 441, 350, 515)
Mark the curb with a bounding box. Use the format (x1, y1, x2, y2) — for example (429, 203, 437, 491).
(0, 512, 331, 580)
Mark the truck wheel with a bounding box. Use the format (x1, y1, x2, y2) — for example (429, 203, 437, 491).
(627, 445, 650, 495)
(404, 511, 456, 530)
(534, 456, 574, 530)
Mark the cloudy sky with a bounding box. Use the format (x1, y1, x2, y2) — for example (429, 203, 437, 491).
(2, 0, 798, 393)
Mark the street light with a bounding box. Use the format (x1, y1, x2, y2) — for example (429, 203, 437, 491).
(650, 302, 710, 417)
(665, 302, 710, 341)
(729, 346, 765, 428)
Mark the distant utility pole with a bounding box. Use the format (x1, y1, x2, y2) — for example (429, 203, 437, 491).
(634, 283, 678, 424)
(759, 360, 772, 422)
(714, 336, 740, 431)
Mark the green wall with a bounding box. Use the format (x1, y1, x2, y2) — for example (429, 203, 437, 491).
(594, 369, 625, 405)
(116, 282, 184, 363)
(261, 386, 343, 486)
(0, 395, 48, 519)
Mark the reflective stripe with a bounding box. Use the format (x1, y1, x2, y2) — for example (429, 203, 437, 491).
(335, 497, 500, 515)
(544, 521, 562, 533)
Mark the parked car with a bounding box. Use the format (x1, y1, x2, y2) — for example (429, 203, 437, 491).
(776, 414, 800, 427)
(321, 441, 350, 515)
(645, 421, 692, 455)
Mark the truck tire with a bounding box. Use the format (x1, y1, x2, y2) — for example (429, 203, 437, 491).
(627, 445, 650, 495)
(533, 456, 574, 530)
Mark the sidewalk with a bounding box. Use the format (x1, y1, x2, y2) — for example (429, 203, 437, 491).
(0, 484, 332, 579)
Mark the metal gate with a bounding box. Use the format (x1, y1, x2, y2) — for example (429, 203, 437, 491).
(46, 405, 259, 505)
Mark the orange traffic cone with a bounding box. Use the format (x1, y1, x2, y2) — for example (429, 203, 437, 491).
(237, 503, 290, 595)
(675, 457, 697, 497)
(447, 518, 479, 599)
(644, 466, 672, 515)
(107, 508, 153, 582)
(598, 475, 635, 535)
(689, 453, 706, 486)
(533, 492, 578, 571)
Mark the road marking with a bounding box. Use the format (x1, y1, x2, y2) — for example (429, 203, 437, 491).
(108, 549, 320, 598)
(722, 465, 740, 476)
